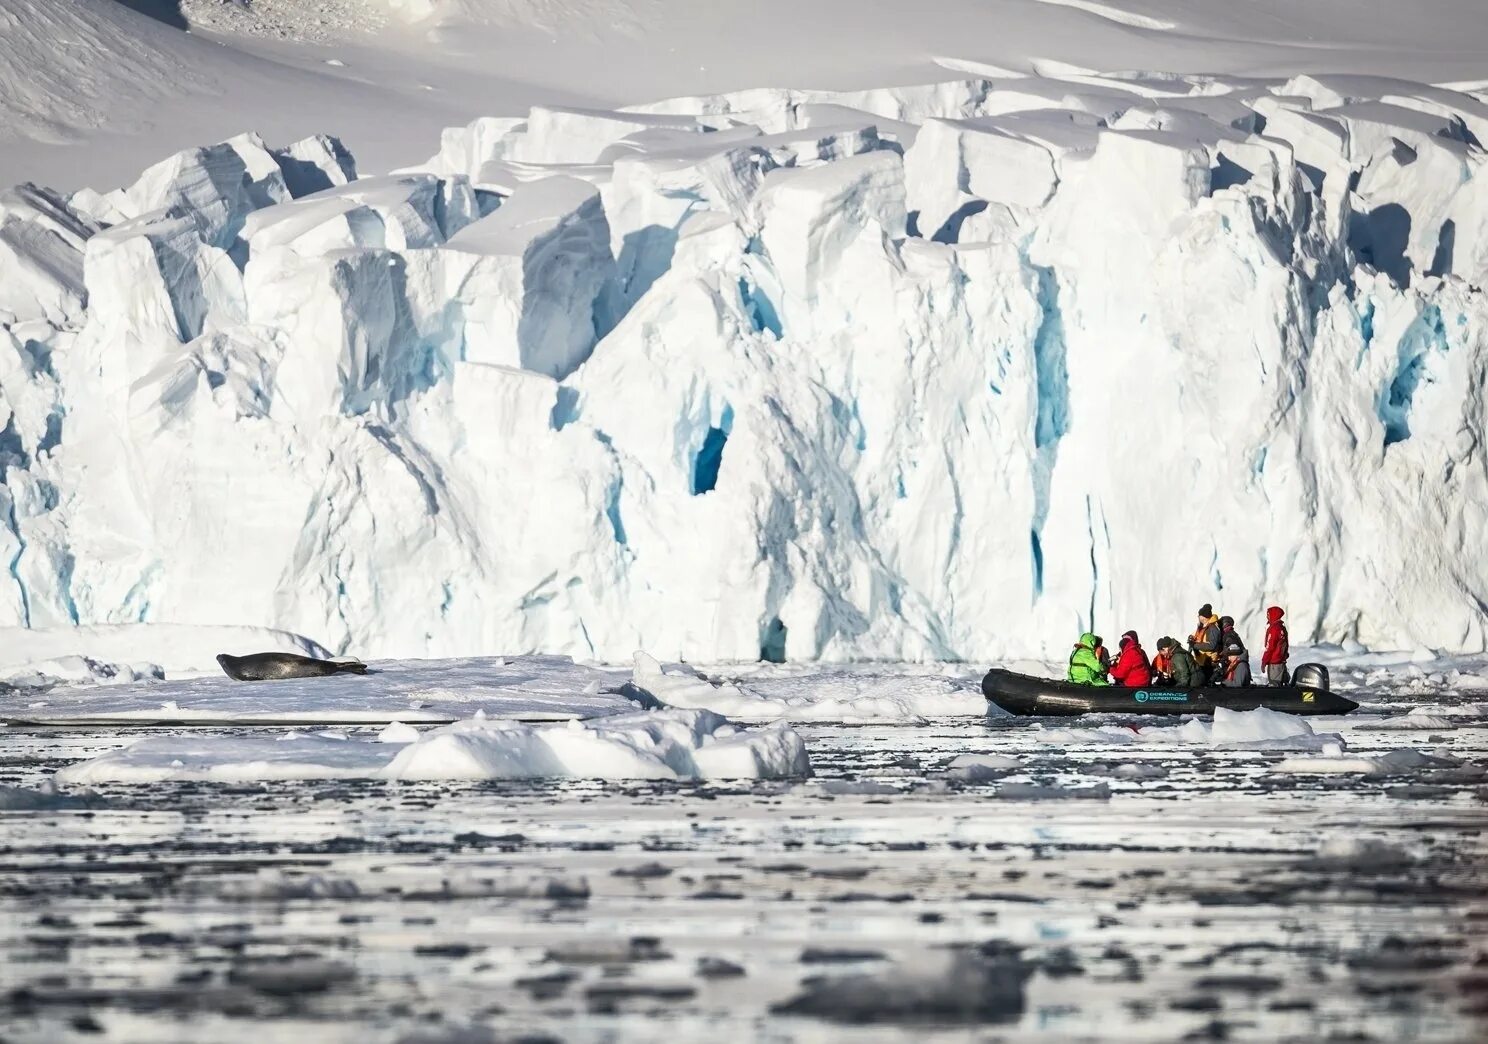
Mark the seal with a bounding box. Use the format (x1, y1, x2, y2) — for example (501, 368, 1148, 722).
(216, 652, 368, 681)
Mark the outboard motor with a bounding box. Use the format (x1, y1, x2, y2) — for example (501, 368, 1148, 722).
(1291, 663, 1330, 690)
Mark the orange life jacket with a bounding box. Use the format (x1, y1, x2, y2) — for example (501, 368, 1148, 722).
(1190, 615, 1220, 666)
(1153, 650, 1174, 676)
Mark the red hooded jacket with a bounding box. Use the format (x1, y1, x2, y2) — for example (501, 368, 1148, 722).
(1263, 606, 1289, 666)
(1110, 632, 1154, 687)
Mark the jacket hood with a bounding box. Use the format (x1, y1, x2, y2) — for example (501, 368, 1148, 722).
(1078, 632, 1098, 648)
(1267, 606, 1284, 622)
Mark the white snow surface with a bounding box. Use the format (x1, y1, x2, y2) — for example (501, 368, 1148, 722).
(3, 654, 635, 725)
(0, 622, 330, 676)
(4, 5, 1488, 665)
(629, 652, 983, 722)
(53, 708, 811, 782)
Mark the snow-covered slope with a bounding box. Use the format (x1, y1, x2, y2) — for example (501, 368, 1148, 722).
(6, 1, 1488, 191)
(2, 4, 1488, 664)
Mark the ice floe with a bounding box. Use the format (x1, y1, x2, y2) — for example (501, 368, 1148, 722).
(54, 708, 810, 783)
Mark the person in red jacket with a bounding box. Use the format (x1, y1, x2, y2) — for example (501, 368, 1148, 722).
(1109, 630, 1154, 687)
(1262, 606, 1289, 685)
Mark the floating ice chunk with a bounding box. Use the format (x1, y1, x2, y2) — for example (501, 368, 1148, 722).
(56, 708, 805, 782)
(0, 783, 109, 810)
(0, 654, 163, 688)
(1210, 706, 1314, 744)
(383, 708, 808, 781)
(1273, 747, 1463, 775)
(944, 753, 1023, 781)
(378, 721, 420, 744)
(1370, 714, 1458, 730)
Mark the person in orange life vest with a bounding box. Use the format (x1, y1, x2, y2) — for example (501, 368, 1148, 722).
(1152, 639, 1174, 683)
(1262, 606, 1290, 685)
(1109, 631, 1154, 687)
(1189, 604, 1222, 681)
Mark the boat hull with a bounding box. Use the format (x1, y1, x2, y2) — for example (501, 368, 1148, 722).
(981, 667, 1359, 717)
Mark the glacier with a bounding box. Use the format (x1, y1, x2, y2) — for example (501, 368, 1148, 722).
(2, 73, 1487, 662)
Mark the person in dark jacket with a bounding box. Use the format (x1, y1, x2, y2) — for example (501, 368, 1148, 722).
(1109, 631, 1153, 687)
(1218, 640, 1251, 687)
(1262, 606, 1289, 685)
(1155, 636, 1200, 689)
(1189, 605, 1222, 682)
(1093, 636, 1111, 672)
(1219, 615, 1246, 655)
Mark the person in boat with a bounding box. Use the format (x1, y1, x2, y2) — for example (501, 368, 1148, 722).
(1154, 636, 1201, 689)
(1092, 635, 1111, 671)
(1189, 605, 1223, 682)
(1068, 632, 1111, 686)
(1262, 605, 1289, 685)
(1152, 638, 1173, 682)
(1218, 640, 1252, 687)
(1219, 615, 1246, 654)
(1109, 630, 1153, 687)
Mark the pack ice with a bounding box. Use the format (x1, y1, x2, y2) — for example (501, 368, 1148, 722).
(4, 73, 1488, 663)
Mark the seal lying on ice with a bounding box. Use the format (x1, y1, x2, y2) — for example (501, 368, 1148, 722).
(216, 652, 368, 681)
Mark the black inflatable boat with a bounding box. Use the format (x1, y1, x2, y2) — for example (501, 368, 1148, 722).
(982, 663, 1358, 717)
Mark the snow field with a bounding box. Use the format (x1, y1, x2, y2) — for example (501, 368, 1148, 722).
(4, 67, 1488, 665)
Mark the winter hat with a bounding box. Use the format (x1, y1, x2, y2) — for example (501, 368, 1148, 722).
(1219, 615, 1234, 628)
(1121, 630, 1139, 644)
(1156, 636, 1176, 651)
(1198, 603, 1213, 617)
(1224, 641, 1245, 657)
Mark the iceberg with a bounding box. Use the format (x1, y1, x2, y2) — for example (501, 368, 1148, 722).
(3, 74, 1488, 663)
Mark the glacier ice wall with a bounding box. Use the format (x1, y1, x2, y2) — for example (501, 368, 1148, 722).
(2, 74, 1487, 661)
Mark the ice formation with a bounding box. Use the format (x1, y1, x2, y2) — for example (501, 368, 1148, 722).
(4, 73, 1488, 662)
(1034, 707, 1344, 749)
(11, 654, 634, 725)
(54, 708, 811, 783)
(629, 652, 982, 721)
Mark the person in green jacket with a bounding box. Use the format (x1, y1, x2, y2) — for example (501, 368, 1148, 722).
(1154, 636, 1201, 690)
(1068, 632, 1111, 685)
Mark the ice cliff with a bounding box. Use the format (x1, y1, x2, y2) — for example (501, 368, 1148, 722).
(2, 74, 1487, 661)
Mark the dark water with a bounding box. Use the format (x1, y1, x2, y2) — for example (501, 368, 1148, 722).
(1, 717, 1485, 1042)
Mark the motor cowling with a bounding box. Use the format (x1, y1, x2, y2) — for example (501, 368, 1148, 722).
(1291, 663, 1330, 690)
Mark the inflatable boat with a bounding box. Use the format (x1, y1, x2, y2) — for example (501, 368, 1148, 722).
(981, 663, 1358, 717)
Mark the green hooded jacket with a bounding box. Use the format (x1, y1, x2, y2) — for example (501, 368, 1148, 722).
(1068, 632, 1111, 686)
